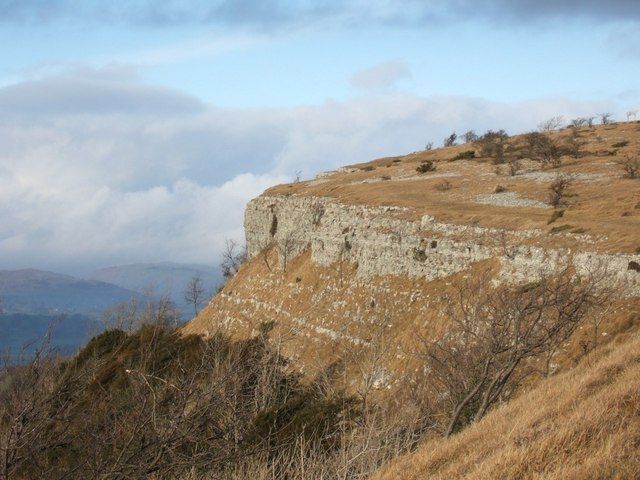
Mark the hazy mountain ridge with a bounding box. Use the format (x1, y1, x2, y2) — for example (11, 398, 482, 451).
(88, 262, 222, 316)
(0, 269, 138, 315)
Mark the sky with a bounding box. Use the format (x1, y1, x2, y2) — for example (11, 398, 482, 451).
(0, 0, 639, 275)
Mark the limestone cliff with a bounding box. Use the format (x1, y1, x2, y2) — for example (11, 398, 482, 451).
(185, 121, 640, 379)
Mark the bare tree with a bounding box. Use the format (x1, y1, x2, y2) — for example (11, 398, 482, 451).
(462, 130, 478, 143)
(221, 239, 248, 279)
(276, 234, 297, 272)
(474, 130, 508, 163)
(525, 131, 563, 168)
(570, 117, 587, 128)
(566, 127, 585, 159)
(443, 132, 457, 147)
(184, 274, 206, 317)
(101, 295, 139, 331)
(538, 116, 564, 132)
(415, 267, 610, 437)
(598, 112, 613, 125)
(548, 174, 572, 208)
(424, 142, 433, 151)
(626, 110, 638, 121)
(144, 292, 182, 327)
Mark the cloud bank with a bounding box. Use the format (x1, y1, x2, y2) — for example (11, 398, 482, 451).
(0, 68, 620, 273)
(2, 0, 638, 28)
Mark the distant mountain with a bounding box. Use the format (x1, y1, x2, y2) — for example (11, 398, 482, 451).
(87, 262, 222, 317)
(0, 313, 98, 363)
(0, 269, 139, 316)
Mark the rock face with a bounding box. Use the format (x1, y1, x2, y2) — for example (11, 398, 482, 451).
(245, 194, 640, 294)
(188, 121, 640, 385)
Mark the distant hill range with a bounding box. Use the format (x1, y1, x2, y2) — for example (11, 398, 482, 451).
(0, 269, 138, 316)
(87, 262, 222, 317)
(0, 263, 222, 361)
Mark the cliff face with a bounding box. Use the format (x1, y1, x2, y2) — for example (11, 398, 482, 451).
(185, 121, 640, 378)
(245, 194, 640, 292)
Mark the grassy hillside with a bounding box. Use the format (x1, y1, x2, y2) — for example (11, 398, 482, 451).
(375, 328, 640, 480)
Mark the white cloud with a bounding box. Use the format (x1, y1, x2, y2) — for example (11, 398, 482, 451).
(0, 70, 620, 273)
(350, 61, 412, 91)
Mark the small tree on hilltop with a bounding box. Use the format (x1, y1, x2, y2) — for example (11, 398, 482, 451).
(538, 116, 564, 132)
(525, 131, 563, 168)
(474, 130, 508, 164)
(598, 112, 613, 125)
(570, 117, 587, 128)
(443, 132, 457, 147)
(462, 130, 478, 143)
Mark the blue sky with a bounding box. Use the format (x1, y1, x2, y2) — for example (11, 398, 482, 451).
(0, 0, 638, 273)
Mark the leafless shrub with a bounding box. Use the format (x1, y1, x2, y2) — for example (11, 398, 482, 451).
(140, 292, 182, 328)
(474, 130, 508, 163)
(221, 239, 248, 280)
(548, 174, 573, 208)
(434, 180, 452, 192)
(102, 290, 182, 331)
(565, 127, 586, 159)
(276, 234, 297, 272)
(525, 131, 563, 168)
(413, 267, 612, 437)
(184, 274, 206, 317)
(570, 117, 587, 128)
(424, 142, 433, 151)
(507, 158, 521, 176)
(538, 116, 564, 132)
(598, 112, 613, 125)
(618, 156, 640, 179)
(627, 110, 638, 121)
(101, 295, 140, 330)
(416, 161, 436, 173)
(462, 130, 478, 143)
(443, 132, 457, 147)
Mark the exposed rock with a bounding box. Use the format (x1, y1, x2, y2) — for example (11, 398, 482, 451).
(245, 195, 640, 295)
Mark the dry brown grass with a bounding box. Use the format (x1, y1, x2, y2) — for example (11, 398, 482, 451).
(269, 122, 640, 254)
(374, 329, 640, 480)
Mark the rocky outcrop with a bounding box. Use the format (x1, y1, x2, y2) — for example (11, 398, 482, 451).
(245, 195, 640, 294)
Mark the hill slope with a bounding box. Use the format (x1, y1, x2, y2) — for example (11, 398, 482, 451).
(374, 328, 640, 480)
